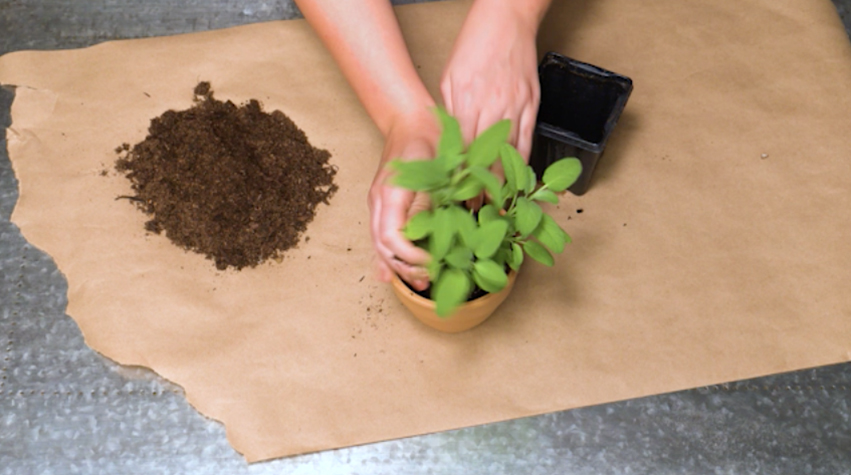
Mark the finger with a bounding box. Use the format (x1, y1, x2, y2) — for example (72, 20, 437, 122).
(475, 106, 508, 147)
(371, 185, 411, 277)
(391, 258, 430, 291)
(370, 194, 397, 281)
(507, 95, 528, 149)
(374, 236, 428, 289)
(375, 257, 393, 283)
(379, 189, 430, 266)
(369, 186, 384, 254)
(517, 100, 539, 162)
(448, 86, 480, 145)
(374, 235, 429, 289)
(378, 210, 430, 290)
(440, 74, 454, 114)
(508, 113, 520, 150)
(455, 104, 479, 146)
(371, 191, 407, 268)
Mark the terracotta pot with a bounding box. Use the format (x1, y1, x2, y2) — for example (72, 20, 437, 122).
(391, 271, 518, 333)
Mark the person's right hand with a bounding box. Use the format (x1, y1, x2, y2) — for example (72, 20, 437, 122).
(440, 0, 550, 162)
(368, 111, 440, 291)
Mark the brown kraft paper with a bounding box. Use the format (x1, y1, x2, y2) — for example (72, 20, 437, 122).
(1, 0, 850, 462)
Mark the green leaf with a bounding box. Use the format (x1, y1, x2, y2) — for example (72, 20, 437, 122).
(451, 175, 484, 201)
(468, 166, 503, 206)
(514, 197, 543, 237)
(478, 204, 500, 225)
(430, 189, 454, 208)
(530, 188, 559, 204)
(434, 269, 471, 317)
(532, 214, 567, 254)
(390, 159, 450, 191)
(436, 152, 465, 173)
(403, 210, 433, 241)
(499, 143, 527, 193)
(467, 119, 511, 168)
(501, 182, 513, 202)
(523, 166, 538, 194)
(474, 219, 509, 259)
(445, 244, 473, 270)
(430, 207, 455, 261)
(542, 158, 582, 192)
(427, 259, 443, 282)
(435, 108, 464, 159)
(500, 174, 516, 199)
(452, 207, 479, 249)
(509, 242, 524, 271)
(523, 240, 554, 266)
(493, 245, 511, 269)
(472, 259, 509, 294)
(459, 234, 479, 250)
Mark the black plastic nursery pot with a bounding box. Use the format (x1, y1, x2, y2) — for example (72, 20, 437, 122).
(530, 52, 634, 195)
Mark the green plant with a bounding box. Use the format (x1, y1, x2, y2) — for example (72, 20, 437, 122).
(389, 109, 582, 317)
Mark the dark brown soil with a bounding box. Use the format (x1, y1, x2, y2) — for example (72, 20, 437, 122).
(407, 280, 490, 301)
(115, 82, 337, 270)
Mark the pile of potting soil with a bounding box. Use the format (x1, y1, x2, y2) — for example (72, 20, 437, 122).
(115, 82, 337, 270)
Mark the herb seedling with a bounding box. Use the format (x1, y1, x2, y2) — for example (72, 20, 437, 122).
(389, 109, 582, 317)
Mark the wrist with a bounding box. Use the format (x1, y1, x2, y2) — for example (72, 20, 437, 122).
(386, 107, 440, 143)
(379, 108, 441, 167)
(371, 81, 436, 138)
(472, 0, 551, 31)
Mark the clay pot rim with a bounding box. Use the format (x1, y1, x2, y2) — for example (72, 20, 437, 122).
(390, 269, 518, 310)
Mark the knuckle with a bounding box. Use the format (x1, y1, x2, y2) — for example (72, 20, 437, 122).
(379, 228, 397, 246)
(531, 84, 541, 103)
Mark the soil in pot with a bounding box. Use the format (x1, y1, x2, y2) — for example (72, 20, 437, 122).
(405, 280, 490, 302)
(115, 82, 337, 270)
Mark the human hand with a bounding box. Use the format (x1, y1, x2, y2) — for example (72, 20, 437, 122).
(440, 0, 549, 161)
(368, 112, 440, 291)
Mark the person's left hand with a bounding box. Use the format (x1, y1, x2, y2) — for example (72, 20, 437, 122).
(367, 111, 439, 291)
(440, 0, 544, 161)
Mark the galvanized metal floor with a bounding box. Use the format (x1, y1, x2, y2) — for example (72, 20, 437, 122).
(2, 1, 850, 473)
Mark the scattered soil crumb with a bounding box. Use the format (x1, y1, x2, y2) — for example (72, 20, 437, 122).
(114, 82, 337, 270)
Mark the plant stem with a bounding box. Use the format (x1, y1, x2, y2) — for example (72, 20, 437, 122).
(450, 167, 470, 186)
(528, 184, 549, 201)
